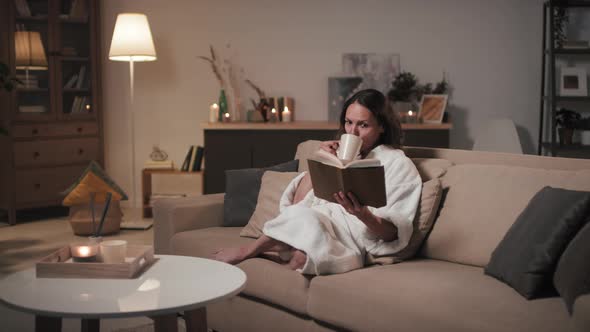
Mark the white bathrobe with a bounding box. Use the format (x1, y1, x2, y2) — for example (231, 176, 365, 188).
(262, 145, 422, 275)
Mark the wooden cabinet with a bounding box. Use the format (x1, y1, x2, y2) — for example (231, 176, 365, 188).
(0, 0, 102, 224)
(202, 122, 451, 194)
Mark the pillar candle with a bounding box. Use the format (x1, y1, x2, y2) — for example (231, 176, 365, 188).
(209, 103, 219, 123)
(222, 112, 231, 123)
(282, 106, 292, 123)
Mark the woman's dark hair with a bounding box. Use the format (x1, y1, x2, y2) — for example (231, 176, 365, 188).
(337, 89, 403, 149)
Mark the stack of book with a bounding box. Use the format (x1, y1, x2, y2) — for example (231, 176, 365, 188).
(181, 146, 204, 172)
(144, 160, 174, 170)
(64, 66, 86, 89)
(17, 74, 39, 88)
(14, 0, 31, 16)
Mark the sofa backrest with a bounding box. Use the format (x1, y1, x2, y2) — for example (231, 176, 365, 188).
(404, 147, 590, 267)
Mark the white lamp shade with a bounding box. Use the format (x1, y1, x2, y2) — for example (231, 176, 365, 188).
(15, 31, 48, 70)
(109, 13, 157, 62)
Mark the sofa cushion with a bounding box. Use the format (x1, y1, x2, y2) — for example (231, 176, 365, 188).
(484, 186, 590, 299)
(411, 158, 454, 181)
(422, 164, 590, 267)
(307, 259, 570, 332)
(223, 160, 299, 227)
(241, 171, 299, 238)
(171, 227, 312, 316)
(294, 140, 323, 172)
(366, 178, 442, 265)
(554, 222, 590, 314)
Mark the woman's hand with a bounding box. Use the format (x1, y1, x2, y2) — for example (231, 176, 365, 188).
(320, 140, 339, 156)
(333, 191, 369, 219)
(333, 191, 398, 242)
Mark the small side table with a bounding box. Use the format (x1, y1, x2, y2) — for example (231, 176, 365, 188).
(142, 169, 203, 218)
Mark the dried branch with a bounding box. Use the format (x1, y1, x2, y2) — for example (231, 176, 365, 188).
(245, 79, 266, 99)
(197, 54, 225, 87)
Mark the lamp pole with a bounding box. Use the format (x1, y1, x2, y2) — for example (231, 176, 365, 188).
(109, 14, 157, 210)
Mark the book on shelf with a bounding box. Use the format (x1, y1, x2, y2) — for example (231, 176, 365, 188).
(180, 146, 194, 171)
(14, 0, 31, 16)
(64, 74, 78, 89)
(188, 145, 198, 171)
(75, 66, 86, 89)
(69, 0, 89, 20)
(192, 146, 204, 171)
(144, 160, 174, 170)
(19, 105, 46, 113)
(307, 149, 386, 208)
(562, 40, 589, 49)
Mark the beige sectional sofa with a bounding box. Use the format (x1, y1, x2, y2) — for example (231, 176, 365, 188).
(153, 141, 590, 332)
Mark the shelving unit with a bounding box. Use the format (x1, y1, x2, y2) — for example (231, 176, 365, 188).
(539, 0, 590, 158)
(0, 0, 102, 225)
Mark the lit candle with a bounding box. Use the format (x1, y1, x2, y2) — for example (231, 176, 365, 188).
(223, 112, 231, 123)
(270, 108, 278, 122)
(71, 243, 99, 262)
(209, 103, 219, 123)
(282, 106, 292, 123)
(407, 110, 418, 123)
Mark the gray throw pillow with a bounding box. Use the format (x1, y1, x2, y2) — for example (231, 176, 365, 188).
(223, 160, 299, 227)
(554, 222, 590, 314)
(484, 186, 590, 299)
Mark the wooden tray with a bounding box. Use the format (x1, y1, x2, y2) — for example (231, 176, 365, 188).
(36, 245, 157, 279)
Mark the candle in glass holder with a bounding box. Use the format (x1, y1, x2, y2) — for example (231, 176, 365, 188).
(209, 103, 219, 123)
(269, 108, 278, 122)
(70, 243, 99, 262)
(222, 112, 231, 123)
(282, 106, 292, 123)
(406, 110, 418, 123)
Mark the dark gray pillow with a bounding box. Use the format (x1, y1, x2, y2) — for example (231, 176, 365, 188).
(554, 222, 590, 314)
(484, 186, 590, 299)
(223, 160, 299, 227)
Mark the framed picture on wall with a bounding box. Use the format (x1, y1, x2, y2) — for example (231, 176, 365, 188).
(560, 67, 588, 96)
(419, 94, 448, 124)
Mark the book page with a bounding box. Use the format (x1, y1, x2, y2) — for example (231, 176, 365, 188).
(311, 149, 381, 169)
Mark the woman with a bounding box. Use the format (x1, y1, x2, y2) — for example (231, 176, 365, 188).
(215, 89, 422, 275)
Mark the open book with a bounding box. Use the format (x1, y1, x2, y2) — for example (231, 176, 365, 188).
(307, 149, 386, 208)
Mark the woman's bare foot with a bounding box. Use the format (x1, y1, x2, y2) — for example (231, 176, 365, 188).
(287, 250, 307, 270)
(214, 246, 249, 265)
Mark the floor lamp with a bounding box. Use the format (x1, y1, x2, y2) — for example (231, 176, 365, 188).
(108, 13, 157, 211)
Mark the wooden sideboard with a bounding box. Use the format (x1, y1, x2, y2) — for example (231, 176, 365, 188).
(203, 121, 451, 194)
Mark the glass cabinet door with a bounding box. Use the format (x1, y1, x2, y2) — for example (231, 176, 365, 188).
(12, 0, 53, 121)
(57, 0, 94, 119)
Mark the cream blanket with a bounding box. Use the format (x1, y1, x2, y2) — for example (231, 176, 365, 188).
(262, 145, 422, 275)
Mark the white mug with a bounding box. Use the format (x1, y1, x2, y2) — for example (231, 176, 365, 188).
(337, 134, 362, 162)
(100, 240, 127, 263)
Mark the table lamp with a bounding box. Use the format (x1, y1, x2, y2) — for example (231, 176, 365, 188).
(14, 31, 48, 84)
(108, 13, 157, 209)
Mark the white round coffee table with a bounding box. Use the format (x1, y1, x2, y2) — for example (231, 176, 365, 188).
(0, 255, 246, 332)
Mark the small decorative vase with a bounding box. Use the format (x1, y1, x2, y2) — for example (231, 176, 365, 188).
(218, 89, 228, 122)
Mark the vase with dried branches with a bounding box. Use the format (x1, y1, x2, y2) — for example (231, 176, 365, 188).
(198, 44, 247, 122)
(198, 46, 228, 121)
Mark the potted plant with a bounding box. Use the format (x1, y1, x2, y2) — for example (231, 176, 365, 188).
(555, 108, 581, 145)
(0, 61, 20, 136)
(387, 72, 450, 115)
(387, 72, 420, 113)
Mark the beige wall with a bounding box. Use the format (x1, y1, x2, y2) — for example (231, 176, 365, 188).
(102, 0, 543, 207)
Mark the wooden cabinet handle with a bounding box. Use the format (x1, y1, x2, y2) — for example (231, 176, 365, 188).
(33, 151, 40, 159)
(78, 148, 84, 155)
(34, 183, 41, 190)
(77, 127, 83, 133)
(32, 128, 39, 135)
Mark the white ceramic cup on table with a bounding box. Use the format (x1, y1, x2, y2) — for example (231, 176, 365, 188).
(100, 240, 127, 263)
(337, 134, 363, 162)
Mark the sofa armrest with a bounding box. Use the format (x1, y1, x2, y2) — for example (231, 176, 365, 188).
(152, 193, 225, 254)
(570, 293, 590, 332)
